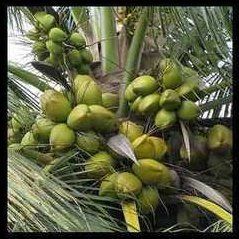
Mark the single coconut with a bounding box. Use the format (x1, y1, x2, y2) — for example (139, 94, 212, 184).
(130, 96, 143, 113)
(131, 75, 158, 96)
(69, 32, 86, 48)
(34, 12, 55, 32)
(159, 89, 181, 111)
(85, 151, 116, 179)
(132, 134, 167, 160)
(160, 58, 183, 89)
(32, 117, 56, 143)
(154, 109, 177, 130)
(119, 121, 144, 142)
(45, 53, 63, 67)
(99, 172, 118, 198)
(76, 79, 102, 105)
(76, 131, 101, 154)
(80, 49, 93, 63)
(137, 186, 159, 214)
(132, 159, 172, 188)
(102, 93, 119, 111)
(32, 41, 47, 55)
(177, 100, 200, 121)
(49, 123, 75, 151)
(21, 131, 38, 146)
(115, 172, 142, 199)
(73, 74, 94, 92)
(67, 104, 92, 131)
(40, 90, 72, 122)
(125, 84, 138, 102)
(207, 124, 232, 153)
(89, 105, 118, 133)
(46, 40, 63, 55)
(138, 93, 160, 115)
(67, 49, 82, 67)
(76, 64, 90, 74)
(49, 27, 67, 43)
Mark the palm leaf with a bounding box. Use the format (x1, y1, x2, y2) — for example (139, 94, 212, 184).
(182, 176, 232, 213)
(8, 150, 124, 232)
(179, 195, 232, 225)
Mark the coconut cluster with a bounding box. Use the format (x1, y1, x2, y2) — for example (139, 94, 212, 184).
(96, 120, 173, 214)
(125, 58, 202, 130)
(26, 11, 93, 74)
(11, 74, 119, 167)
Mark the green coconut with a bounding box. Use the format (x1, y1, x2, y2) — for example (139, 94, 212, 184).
(130, 96, 143, 113)
(177, 100, 200, 121)
(32, 118, 56, 143)
(34, 12, 55, 32)
(80, 49, 93, 63)
(125, 84, 138, 102)
(132, 159, 172, 188)
(175, 80, 200, 102)
(131, 75, 158, 96)
(45, 53, 63, 66)
(67, 49, 82, 67)
(21, 131, 38, 146)
(32, 41, 47, 55)
(137, 186, 159, 214)
(69, 32, 86, 48)
(159, 89, 181, 111)
(85, 151, 116, 179)
(154, 109, 177, 130)
(49, 27, 67, 43)
(132, 134, 167, 161)
(207, 124, 232, 153)
(40, 90, 72, 123)
(73, 75, 94, 92)
(76, 64, 91, 74)
(67, 104, 92, 131)
(119, 121, 144, 143)
(138, 93, 160, 115)
(49, 123, 75, 151)
(99, 172, 118, 198)
(160, 58, 183, 89)
(75, 79, 102, 105)
(89, 105, 118, 133)
(102, 93, 119, 111)
(115, 172, 142, 199)
(76, 131, 101, 154)
(46, 40, 63, 55)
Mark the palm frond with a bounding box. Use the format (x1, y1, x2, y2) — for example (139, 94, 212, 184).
(8, 150, 125, 232)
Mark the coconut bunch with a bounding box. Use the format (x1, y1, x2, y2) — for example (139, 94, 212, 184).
(26, 11, 93, 74)
(94, 120, 175, 214)
(98, 157, 173, 214)
(124, 58, 201, 131)
(11, 73, 119, 167)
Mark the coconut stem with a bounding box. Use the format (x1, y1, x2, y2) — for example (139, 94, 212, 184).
(117, 7, 153, 117)
(99, 7, 119, 74)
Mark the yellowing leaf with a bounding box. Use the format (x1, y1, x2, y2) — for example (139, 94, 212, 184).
(121, 200, 140, 232)
(180, 195, 232, 225)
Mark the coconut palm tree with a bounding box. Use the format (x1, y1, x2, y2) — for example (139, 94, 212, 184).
(7, 6, 232, 232)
